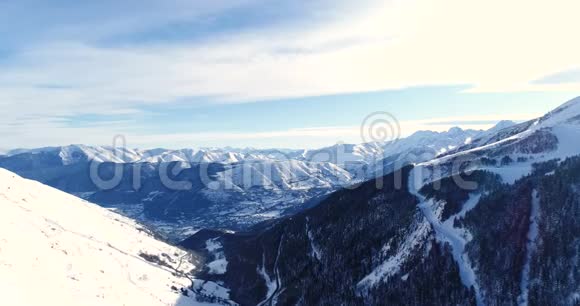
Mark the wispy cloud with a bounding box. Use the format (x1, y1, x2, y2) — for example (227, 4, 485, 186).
(0, 0, 579, 149)
(1, 113, 540, 150)
(2, 0, 579, 103)
(532, 68, 580, 85)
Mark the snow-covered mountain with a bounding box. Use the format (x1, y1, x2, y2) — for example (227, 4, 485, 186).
(1, 126, 491, 185)
(4, 145, 298, 166)
(0, 168, 236, 306)
(0, 125, 511, 240)
(4, 125, 493, 171)
(179, 97, 580, 306)
(413, 97, 580, 187)
(2, 97, 579, 305)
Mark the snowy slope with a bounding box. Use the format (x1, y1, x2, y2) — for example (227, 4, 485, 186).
(215, 159, 352, 190)
(413, 97, 580, 187)
(0, 168, 235, 306)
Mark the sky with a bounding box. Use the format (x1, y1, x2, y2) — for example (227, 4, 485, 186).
(0, 0, 579, 151)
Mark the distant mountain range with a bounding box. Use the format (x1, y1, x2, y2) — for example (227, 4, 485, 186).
(0, 123, 514, 240)
(3, 121, 512, 167)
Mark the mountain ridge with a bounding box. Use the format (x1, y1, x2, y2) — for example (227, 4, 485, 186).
(0, 126, 493, 240)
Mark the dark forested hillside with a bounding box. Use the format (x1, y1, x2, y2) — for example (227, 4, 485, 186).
(182, 158, 580, 306)
(182, 166, 473, 305)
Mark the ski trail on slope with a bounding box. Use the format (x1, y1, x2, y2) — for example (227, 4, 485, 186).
(409, 167, 484, 306)
(517, 190, 540, 306)
(256, 253, 276, 306)
(257, 235, 284, 306)
(356, 217, 430, 290)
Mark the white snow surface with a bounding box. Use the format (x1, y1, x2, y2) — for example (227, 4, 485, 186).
(205, 239, 228, 275)
(0, 168, 232, 306)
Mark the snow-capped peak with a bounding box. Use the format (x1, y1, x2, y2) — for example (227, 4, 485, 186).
(535, 96, 580, 128)
(487, 120, 517, 134)
(447, 126, 464, 135)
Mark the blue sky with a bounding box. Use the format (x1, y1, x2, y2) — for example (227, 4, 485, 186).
(0, 0, 579, 150)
